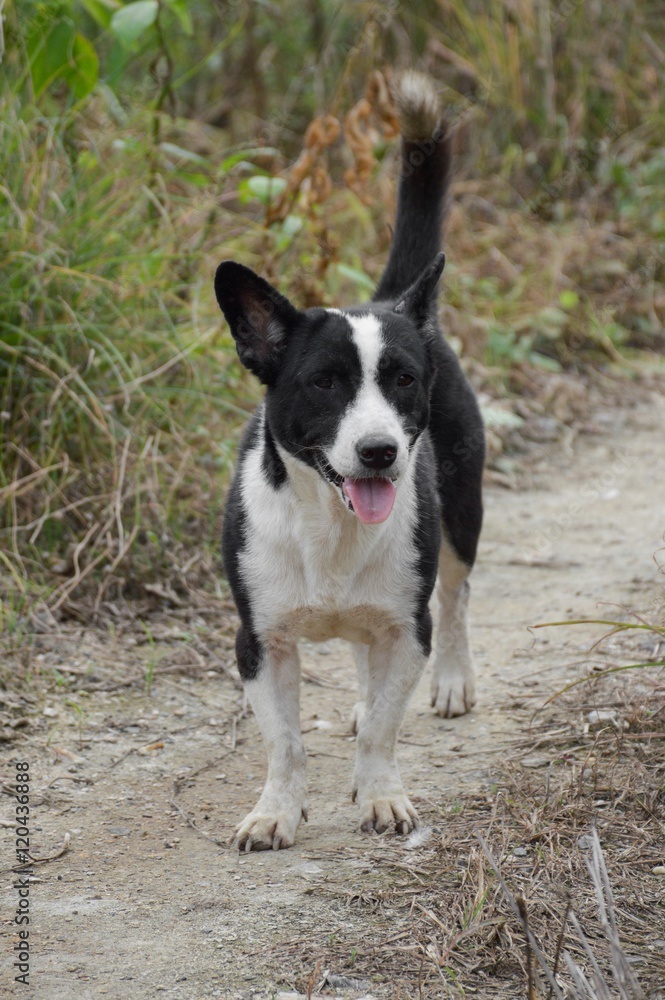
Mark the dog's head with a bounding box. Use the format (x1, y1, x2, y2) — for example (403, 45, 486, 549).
(215, 256, 445, 524)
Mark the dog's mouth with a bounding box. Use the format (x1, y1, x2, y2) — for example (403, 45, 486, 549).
(322, 464, 397, 524)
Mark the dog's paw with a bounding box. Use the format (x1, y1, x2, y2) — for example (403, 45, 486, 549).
(349, 700, 366, 734)
(234, 800, 307, 853)
(355, 791, 419, 836)
(431, 671, 476, 718)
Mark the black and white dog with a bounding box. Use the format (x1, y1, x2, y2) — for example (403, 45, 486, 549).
(214, 73, 484, 851)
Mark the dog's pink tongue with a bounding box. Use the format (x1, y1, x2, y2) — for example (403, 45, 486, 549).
(342, 478, 396, 524)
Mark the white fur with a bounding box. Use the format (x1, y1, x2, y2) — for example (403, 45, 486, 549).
(233, 311, 476, 847)
(238, 408, 421, 643)
(430, 538, 476, 717)
(325, 313, 410, 480)
(235, 643, 308, 851)
(233, 372, 429, 845)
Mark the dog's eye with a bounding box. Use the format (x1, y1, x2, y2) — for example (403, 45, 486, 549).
(314, 375, 333, 389)
(397, 373, 415, 387)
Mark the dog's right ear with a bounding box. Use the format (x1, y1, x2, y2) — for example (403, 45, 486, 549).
(214, 261, 302, 384)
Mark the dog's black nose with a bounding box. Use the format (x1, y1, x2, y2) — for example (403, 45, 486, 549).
(357, 437, 398, 471)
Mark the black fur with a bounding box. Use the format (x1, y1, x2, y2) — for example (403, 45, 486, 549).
(220, 413, 263, 680)
(216, 91, 484, 652)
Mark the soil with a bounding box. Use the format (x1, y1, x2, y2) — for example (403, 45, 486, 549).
(1, 389, 664, 1000)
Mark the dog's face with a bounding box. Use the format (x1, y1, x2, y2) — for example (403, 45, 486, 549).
(215, 257, 445, 524)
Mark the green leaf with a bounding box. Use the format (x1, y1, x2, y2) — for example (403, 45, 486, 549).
(244, 175, 287, 203)
(272, 214, 303, 253)
(110, 0, 159, 48)
(480, 406, 524, 429)
(159, 142, 207, 165)
(335, 263, 375, 295)
(558, 289, 579, 310)
(220, 148, 279, 172)
(163, 0, 193, 35)
(538, 306, 569, 332)
(69, 33, 99, 99)
(78, 0, 115, 29)
(530, 352, 563, 372)
(27, 20, 98, 100)
(28, 19, 75, 98)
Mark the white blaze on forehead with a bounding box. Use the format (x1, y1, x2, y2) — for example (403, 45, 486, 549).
(346, 313, 384, 383)
(325, 310, 411, 479)
(325, 309, 384, 382)
(326, 309, 383, 382)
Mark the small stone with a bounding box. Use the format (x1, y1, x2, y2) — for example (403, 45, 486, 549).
(586, 709, 619, 726)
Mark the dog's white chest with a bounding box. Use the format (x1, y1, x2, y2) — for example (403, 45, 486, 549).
(238, 444, 419, 643)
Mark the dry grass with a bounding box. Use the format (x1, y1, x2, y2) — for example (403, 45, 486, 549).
(270, 666, 665, 998)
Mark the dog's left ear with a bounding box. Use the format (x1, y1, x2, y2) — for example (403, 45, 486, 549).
(393, 252, 445, 327)
(215, 261, 303, 384)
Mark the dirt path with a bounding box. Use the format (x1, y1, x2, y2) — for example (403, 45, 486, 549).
(2, 391, 664, 999)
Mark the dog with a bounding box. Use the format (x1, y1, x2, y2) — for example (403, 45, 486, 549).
(214, 72, 484, 851)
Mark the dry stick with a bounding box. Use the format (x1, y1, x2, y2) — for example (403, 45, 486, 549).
(88, 662, 213, 693)
(29, 493, 110, 545)
(50, 531, 112, 611)
(476, 833, 566, 999)
(415, 903, 505, 964)
(189, 636, 243, 690)
(171, 750, 236, 795)
(586, 830, 646, 999)
(50, 478, 134, 610)
(9, 461, 25, 577)
(0, 832, 72, 874)
(27, 832, 71, 864)
(169, 749, 238, 849)
(108, 745, 139, 770)
(168, 796, 226, 849)
(0, 344, 111, 438)
(305, 959, 320, 1000)
(93, 523, 139, 614)
(517, 896, 537, 1000)
(114, 432, 132, 553)
(0, 461, 66, 502)
(549, 896, 573, 1000)
(563, 952, 597, 1000)
(567, 911, 611, 1000)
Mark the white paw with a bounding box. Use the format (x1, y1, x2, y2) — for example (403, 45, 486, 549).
(431, 670, 476, 718)
(352, 764, 419, 836)
(354, 789, 419, 836)
(349, 700, 366, 734)
(234, 794, 307, 852)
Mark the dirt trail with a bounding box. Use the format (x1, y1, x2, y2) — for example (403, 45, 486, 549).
(1, 392, 664, 999)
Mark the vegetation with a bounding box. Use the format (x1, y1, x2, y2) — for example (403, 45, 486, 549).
(1, 8, 663, 995)
(1, 0, 664, 611)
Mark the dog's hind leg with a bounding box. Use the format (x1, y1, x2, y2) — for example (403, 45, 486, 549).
(352, 625, 429, 835)
(349, 642, 369, 734)
(234, 634, 308, 852)
(430, 537, 476, 718)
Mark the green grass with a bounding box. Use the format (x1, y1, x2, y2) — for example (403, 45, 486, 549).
(0, 91, 247, 607)
(1, 1, 664, 614)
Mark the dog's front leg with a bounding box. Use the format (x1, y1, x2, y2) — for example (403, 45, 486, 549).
(352, 624, 429, 836)
(234, 632, 307, 852)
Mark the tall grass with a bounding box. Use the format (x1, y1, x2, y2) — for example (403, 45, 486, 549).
(0, 91, 245, 612)
(1, 1, 664, 614)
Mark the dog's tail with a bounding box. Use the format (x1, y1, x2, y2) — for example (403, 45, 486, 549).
(373, 73, 451, 303)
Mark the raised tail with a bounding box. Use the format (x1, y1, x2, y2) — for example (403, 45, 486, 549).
(373, 73, 452, 303)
